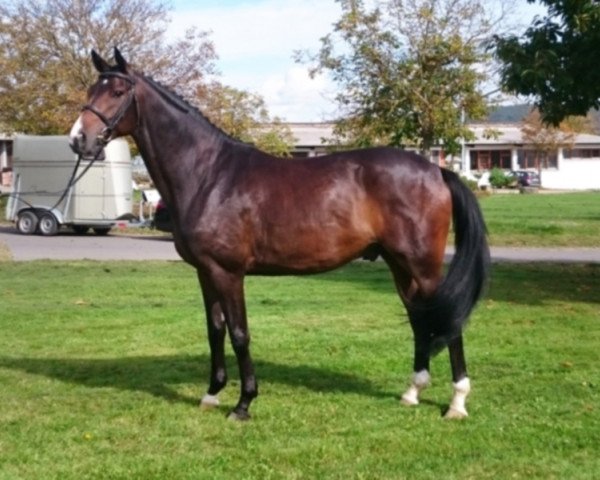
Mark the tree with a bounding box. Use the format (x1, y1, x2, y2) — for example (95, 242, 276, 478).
(520, 109, 576, 170)
(0, 0, 293, 155)
(0, 0, 192, 134)
(200, 83, 296, 157)
(495, 0, 600, 125)
(299, 0, 515, 155)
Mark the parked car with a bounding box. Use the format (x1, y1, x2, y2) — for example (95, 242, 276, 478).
(510, 170, 541, 188)
(152, 198, 172, 232)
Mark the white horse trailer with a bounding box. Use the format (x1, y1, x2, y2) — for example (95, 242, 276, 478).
(6, 135, 132, 235)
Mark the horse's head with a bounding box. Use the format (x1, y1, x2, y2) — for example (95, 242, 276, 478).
(70, 48, 137, 160)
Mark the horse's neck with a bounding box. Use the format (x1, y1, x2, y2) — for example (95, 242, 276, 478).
(131, 81, 228, 209)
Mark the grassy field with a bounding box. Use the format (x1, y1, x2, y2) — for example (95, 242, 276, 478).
(0, 240, 11, 262)
(0, 261, 598, 479)
(479, 191, 600, 247)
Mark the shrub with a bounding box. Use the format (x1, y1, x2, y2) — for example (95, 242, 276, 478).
(489, 168, 509, 188)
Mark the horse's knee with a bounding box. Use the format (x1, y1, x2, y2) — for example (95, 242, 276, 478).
(229, 326, 250, 352)
(211, 367, 227, 390)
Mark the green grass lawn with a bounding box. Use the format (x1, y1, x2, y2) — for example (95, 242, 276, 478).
(1, 261, 598, 479)
(480, 191, 600, 247)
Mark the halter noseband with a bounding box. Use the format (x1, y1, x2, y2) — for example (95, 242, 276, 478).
(81, 72, 137, 145)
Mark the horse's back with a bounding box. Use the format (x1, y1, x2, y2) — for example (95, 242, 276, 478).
(244, 146, 444, 195)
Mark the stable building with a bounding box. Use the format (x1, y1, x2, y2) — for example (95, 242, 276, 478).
(287, 122, 600, 190)
(463, 124, 600, 190)
(3, 123, 600, 191)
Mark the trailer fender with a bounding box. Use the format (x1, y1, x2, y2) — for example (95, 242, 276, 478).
(48, 207, 65, 225)
(20, 207, 65, 225)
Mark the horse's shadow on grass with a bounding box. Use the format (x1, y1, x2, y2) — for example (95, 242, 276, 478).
(0, 354, 402, 408)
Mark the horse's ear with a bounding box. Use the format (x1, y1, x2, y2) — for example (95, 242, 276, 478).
(114, 47, 129, 73)
(91, 49, 110, 73)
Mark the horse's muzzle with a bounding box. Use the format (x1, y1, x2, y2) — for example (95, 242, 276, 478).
(69, 131, 106, 161)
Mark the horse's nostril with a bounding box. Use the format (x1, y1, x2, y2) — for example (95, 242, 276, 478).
(77, 133, 88, 154)
(69, 132, 87, 155)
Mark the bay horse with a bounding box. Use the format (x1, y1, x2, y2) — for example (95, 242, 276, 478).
(70, 48, 490, 420)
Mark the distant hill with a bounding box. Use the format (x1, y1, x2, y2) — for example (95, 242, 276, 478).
(483, 104, 532, 123)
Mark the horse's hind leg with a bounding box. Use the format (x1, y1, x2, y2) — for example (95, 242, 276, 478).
(445, 335, 471, 418)
(400, 309, 432, 406)
(402, 301, 472, 418)
(382, 256, 433, 406)
(394, 280, 472, 416)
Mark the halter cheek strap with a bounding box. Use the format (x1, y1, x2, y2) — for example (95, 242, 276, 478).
(81, 103, 112, 127)
(81, 72, 137, 145)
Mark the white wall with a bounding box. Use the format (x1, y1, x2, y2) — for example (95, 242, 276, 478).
(542, 158, 600, 190)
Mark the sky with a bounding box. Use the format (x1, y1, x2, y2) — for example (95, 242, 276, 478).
(167, 0, 548, 122)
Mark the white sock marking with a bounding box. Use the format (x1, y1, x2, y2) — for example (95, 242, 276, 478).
(201, 394, 220, 407)
(401, 369, 431, 406)
(447, 377, 471, 417)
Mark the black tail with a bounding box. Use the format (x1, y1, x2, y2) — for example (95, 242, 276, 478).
(411, 168, 491, 354)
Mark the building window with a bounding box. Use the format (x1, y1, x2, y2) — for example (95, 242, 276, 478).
(469, 150, 511, 170)
(518, 150, 558, 169)
(563, 148, 600, 159)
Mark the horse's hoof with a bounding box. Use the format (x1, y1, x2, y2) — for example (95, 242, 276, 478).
(200, 394, 220, 410)
(400, 393, 419, 406)
(444, 407, 468, 419)
(227, 409, 251, 422)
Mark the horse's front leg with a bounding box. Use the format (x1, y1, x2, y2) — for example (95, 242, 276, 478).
(198, 271, 228, 409)
(201, 266, 257, 420)
(444, 335, 471, 419)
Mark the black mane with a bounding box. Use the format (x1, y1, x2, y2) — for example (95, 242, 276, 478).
(139, 74, 246, 146)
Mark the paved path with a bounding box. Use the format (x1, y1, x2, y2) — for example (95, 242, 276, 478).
(446, 245, 600, 264)
(1, 225, 599, 263)
(0, 226, 179, 261)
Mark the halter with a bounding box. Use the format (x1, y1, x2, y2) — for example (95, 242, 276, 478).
(81, 71, 137, 145)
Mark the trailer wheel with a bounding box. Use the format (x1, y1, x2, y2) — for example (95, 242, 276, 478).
(93, 227, 111, 236)
(38, 212, 59, 236)
(16, 210, 39, 235)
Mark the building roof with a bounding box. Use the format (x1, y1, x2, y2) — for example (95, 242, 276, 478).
(467, 124, 600, 147)
(286, 122, 600, 149)
(288, 123, 334, 147)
